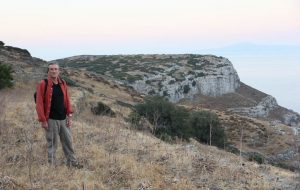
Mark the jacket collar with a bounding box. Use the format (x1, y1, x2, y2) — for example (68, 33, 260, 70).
(47, 76, 64, 85)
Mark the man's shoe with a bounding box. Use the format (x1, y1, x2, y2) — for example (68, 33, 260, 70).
(67, 161, 83, 169)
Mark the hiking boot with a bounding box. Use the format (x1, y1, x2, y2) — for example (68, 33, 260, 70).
(67, 161, 83, 169)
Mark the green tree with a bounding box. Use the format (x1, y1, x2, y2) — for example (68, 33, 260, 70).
(168, 105, 192, 139)
(130, 96, 227, 147)
(188, 111, 226, 148)
(135, 96, 174, 130)
(134, 96, 192, 140)
(0, 63, 13, 89)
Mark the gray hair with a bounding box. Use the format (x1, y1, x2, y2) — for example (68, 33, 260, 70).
(47, 62, 60, 73)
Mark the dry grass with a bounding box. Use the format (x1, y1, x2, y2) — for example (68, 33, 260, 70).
(0, 81, 299, 190)
(68, 72, 135, 103)
(216, 111, 296, 155)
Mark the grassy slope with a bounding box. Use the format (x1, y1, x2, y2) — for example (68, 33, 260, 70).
(0, 80, 299, 190)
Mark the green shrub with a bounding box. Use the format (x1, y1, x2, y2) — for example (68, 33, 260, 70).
(134, 96, 192, 140)
(187, 111, 226, 148)
(271, 162, 295, 171)
(196, 72, 206, 77)
(168, 80, 175, 85)
(91, 102, 116, 117)
(187, 58, 198, 66)
(61, 75, 77, 87)
(247, 152, 265, 164)
(192, 81, 196, 87)
(167, 105, 192, 139)
(127, 111, 142, 129)
(183, 84, 190, 94)
(0, 63, 13, 89)
(158, 82, 163, 91)
(225, 144, 240, 154)
(134, 96, 173, 129)
(127, 74, 143, 83)
(163, 90, 169, 97)
(148, 89, 156, 95)
(188, 71, 195, 75)
(216, 64, 229, 68)
(130, 96, 227, 146)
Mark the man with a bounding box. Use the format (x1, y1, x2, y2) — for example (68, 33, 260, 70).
(36, 63, 82, 168)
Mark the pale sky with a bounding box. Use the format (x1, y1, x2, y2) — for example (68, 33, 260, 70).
(1, 0, 300, 112)
(1, 0, 299, 59)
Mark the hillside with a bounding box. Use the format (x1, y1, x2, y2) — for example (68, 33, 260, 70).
(52, 54, 300, 170)
(52, 54, 300, 129)
(0, 42, 300, 189)
(1, 80, 299, 190)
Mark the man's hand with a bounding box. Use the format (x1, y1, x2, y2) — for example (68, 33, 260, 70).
(41, 121, 48, 130)
(66, 117, 72, 128)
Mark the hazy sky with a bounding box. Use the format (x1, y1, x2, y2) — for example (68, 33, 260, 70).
(2, 0, 299, 59)
(1, 0, 300, 112)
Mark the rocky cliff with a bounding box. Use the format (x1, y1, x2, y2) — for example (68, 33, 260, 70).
(131, 55, 240, 102)
(52, 54, 300, 122)
(0, 41, 46, 80)
(53, 54, 240, 103)
(228, 95, 279, 117)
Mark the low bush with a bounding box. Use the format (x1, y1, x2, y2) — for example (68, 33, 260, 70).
(130, 96, 227, 148)
(187, 58, 198, 66)
(127, 111, 142, 129)
(247, 152, 265, 164)
(183, 84, 190, 94)
(91, 102, 116, 117)
(271, 162, 295, 172)
(0, 63, 13, 89)
(61, 75, 77, 87)
(188, 111, 226, 147)
(192, 81, 196, 86)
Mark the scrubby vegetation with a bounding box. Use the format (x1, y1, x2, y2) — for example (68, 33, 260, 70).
(61, 75, 77, 87)
(183, 84, 190, 94)
(129, 96, 227, 148)
(192, 80, 196, 86)
(187, 58, 198, 66)
(91, 101, 116, 117)
(0, 63, 13, 89)
(247, 152, 265, 164)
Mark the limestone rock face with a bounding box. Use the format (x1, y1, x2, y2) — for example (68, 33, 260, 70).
(51, 54, 300, 130)
(282, 112, 300, 135)
(228, 95, 279, 118)
(129, 55, 241, 103)
(52, 54, 241, 103)
(283, 112, 300, 126)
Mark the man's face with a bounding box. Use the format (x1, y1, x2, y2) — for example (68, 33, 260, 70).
(48, 64, 60, 78)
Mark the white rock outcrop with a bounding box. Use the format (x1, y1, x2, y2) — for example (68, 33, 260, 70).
(129, 56, 240, 103)
(228, 96, 278, 117)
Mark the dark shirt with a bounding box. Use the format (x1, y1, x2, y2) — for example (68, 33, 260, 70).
(49, 83, 66, 120)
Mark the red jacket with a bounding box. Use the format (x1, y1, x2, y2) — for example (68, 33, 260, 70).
(36, 77, 73, 122)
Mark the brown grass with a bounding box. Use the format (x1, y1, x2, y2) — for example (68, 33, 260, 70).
(0, 81, 299, 190)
